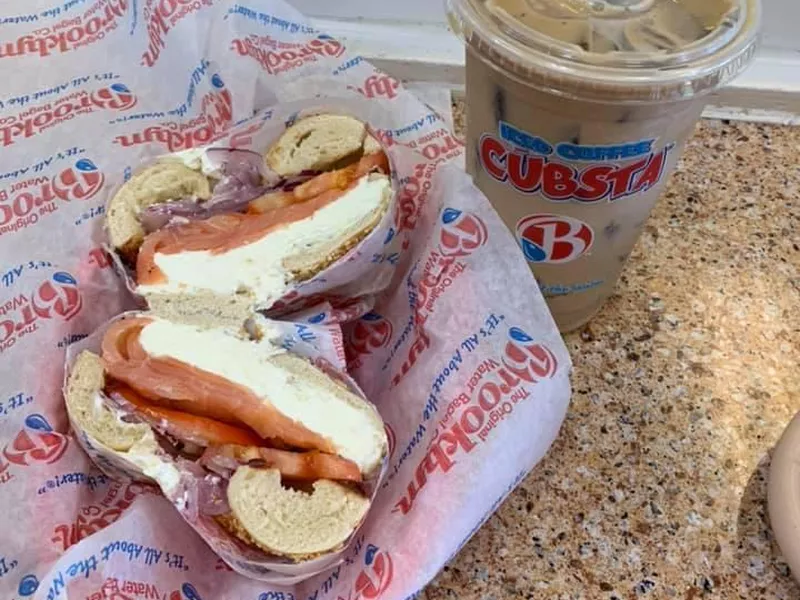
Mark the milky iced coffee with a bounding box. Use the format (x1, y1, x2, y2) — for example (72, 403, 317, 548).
(447, 0, 761, 332)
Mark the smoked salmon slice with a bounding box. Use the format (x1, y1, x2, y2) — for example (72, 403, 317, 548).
(136, 151, 390, 286)
(101, 317, 336, 455)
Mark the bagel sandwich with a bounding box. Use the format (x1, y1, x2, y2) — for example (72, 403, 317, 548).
(106, 114, 391, 328)
(64, 314, 387, 561)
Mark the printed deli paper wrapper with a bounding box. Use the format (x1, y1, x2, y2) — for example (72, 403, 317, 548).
(0, 1, 572, 599)
(62, 312, 382, 585)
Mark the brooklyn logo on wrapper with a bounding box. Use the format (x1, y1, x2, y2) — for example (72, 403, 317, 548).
(50, 482, 153, 553)
(84, 578, 199, 600)
(141, 0, 215, 67)
(230, 34, 345, 76)
(347, 312, 393, 358)
(394, 327, 558, 515)
(0, 83, 136, 147)
(415, 208, 490, 320)
(330, 544, 393, 600)
(52, 158, 105, 200)
(352, 545, 394, 600)
(0, 414, 70, 485)
(0, 269, 83, 354)
(439, 208, 489, 258)
(0, 157, 105, 239)
(389, 208, 490, 389)
(0, 0, 129, 60)
(32, 271, 83, 320)
(346, 311, 394, 377)
(113, 78, 232, 152)
(348, 74, 401, 101)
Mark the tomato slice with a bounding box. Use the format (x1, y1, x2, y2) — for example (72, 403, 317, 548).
(206, 445, 362, 482)
(248, 151, 389, 216)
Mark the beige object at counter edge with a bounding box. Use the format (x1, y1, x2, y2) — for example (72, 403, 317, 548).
(768, 410, 800, 586)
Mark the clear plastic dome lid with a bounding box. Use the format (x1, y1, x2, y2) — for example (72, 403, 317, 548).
(447, 0, 762, 102)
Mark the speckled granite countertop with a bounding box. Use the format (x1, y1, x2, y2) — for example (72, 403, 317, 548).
(425, 107, 800, 598)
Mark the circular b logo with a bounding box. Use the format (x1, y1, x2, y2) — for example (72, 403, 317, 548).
(52, 159, 105, 201)
(91, 83, 137, 110)
(503, 327, 559, 382)
(354, 545, 393, 600)
(32, 272, 82, 321)
(348, 312, 393, 357)
(516, 214, 593, 264)
(4, 414, 69, 467)
(439, 208, 488, 257)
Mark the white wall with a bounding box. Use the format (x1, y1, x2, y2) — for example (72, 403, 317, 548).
(289, 0, 798, 52)
(762, 1, 800, 50)
(289, 0, 446, 23)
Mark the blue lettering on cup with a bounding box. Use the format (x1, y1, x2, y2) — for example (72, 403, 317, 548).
(499, 122, 553, 156)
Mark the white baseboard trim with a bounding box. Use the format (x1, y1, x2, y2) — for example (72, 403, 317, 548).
(313, 17, 800, 126)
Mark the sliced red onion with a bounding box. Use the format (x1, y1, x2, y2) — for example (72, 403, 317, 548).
(103, 389, 143, 420)
(199, 446, 241, 479)
(106, 388, 214, 452)
(208, 148, 266, 204)
(196, 473, 231, 516)
(139, 201, 208, 233)
(166, 458, 229, 519)
(204, 147, 265, 178)
(139, 151, 265, 233)
(138, 150, 320, 233)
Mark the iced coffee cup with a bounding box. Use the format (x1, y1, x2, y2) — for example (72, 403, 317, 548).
(447, 0, 761, 332)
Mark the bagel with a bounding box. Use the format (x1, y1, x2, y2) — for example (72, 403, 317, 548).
(104, 114, 390, 328)
(63, 314, 387, 562)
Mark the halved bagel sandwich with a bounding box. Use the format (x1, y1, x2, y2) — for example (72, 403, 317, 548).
(64, 313, 388, 562)
(106, 114, 392, 328)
